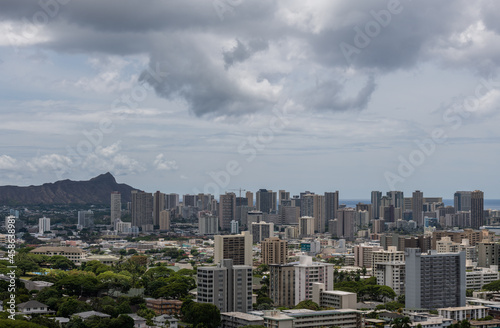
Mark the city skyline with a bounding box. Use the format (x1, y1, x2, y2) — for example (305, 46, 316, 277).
(1, 1, 500, 199)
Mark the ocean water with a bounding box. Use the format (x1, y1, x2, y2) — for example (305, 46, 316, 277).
(340, 199, 500, 211)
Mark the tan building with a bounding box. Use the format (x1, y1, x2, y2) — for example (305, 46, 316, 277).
(269, 264, 296, 308)
(263, 309, 362, 328)
(159, 210, 171, 231)
(299, 216, 315, 237)
(372, 246, 405, 266)
(214, 231, 252, 266)
(30, 246, 84, 264)
(312, 283, 357, 309)
(262, 237, 288, 265)
(432, 229, 493, 248)
(353, 243, 383, 268)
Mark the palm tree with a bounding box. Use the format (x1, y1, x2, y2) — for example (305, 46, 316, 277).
(391, 316, 412, 328)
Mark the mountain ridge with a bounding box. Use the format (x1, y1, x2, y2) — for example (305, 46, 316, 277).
(0, 172, 137, 205)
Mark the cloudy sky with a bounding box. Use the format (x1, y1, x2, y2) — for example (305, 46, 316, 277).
(0, 0, 499, 199)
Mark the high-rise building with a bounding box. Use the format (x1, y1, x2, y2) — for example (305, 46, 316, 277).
(153, 191, 165, 227)
(251, 221, 274, 244)
(471, 190, 484, 229)
(214, 231, 252, 266)
(256, 189, 277, 213)
(405, 248, 466, 310)
(412, 190, 424, 226)
(278, 190, 290, 209)
(269, 256, 334, 307)
(230, 220, 239, 234)
(110, 191, 121, 223)
(454, 191, 472, 212)
(183, 194, 197, 207)
(387, 191, 404, 210)
(246, 191, 254, 207)
(261, 237, 288, 265)
(38, 217, 51, 234)
(353, 243, 383, 268)
(375, 261, 406, 296)
(334, 208, 356, 241)
(372, 246, 405, 266)
(477, 242, 500, 268)
(131, 190, 153, 230)
(165, 193, 179, 210)
(199, 213, 219, 235)
(279, 205, 300, 225)
(299, 216, 315, 237)
(301, 194, 326, 232)
(371, 191, 382, 219)
(325, 191, 339, 222)
(219, 192, 237, 231)
(77, 210, 94, 230)
(197, 259, 252, 313)
(159, 210, 171, 231)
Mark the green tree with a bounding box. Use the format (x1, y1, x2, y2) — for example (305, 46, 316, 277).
(181, 300, 221, 328)
(57, 297, 92, 317)
(391, 316, 412, 328)
(294, 300, 320, 311)
(49, 255, 76, 270)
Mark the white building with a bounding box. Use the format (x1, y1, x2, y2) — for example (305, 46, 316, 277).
(372, 246, 405, 266)
(38, 217, 51, 234)
(199, 213, 219, 235)
(294, 256, 334, 305)
(438, 305, 488, 321)
(466, 266, 500, 290)
(374, 261, 405, 295)
(77, 210, 94, 230)
(311, 283, 357, 309)
(110, 191, 121, 222)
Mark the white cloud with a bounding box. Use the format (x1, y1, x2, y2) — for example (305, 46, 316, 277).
(153, 154, 178, 171)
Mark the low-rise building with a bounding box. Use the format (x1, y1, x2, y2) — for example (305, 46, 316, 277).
(311, 283, 357, 310)
(17, 301, 53, 315)
(263, 309, 362, 328)
(30, 246, 84, 265)
(467, 266, 500, 290)
(221, 312, 265, 328)
(438, 305, 488, 321)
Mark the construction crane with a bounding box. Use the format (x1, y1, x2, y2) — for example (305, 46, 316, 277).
(229, 188, 247, 199)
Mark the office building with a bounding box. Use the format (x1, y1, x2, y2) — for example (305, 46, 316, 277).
(153, 191, 165, 227)
(251, 221, 274, 244)
(165, 193, 179, 210)
(279, 205, 300, 225)
(301, 194, 326, 233)
(405, 248, 466, 310)
(197, 259, 252, 313)
(246, 210, 263, 228)
(256, 189, 277, 213)
(334, 208, 356, 241)
(110, 191, 121, 222)
(325, 191, 339, 223)
(159, 210, 170, 231)
(413, 190, 424, 226)
(38, 217, 51, 234)
(299, 216, 315, 237)
(131, 190, 153, 230)
(371, 191, 382, 219)
(471, 190, 484, 229)
(199, 213, 219, 235)
(261, 237, 288, 265)
(77, 210, 94, 230)
(219, 192, 237, 231)
(454, 191, 472, 212)
(214, 232, 252, 266)
(183, 194, 197, 207)
(278, 190, 290, 209)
